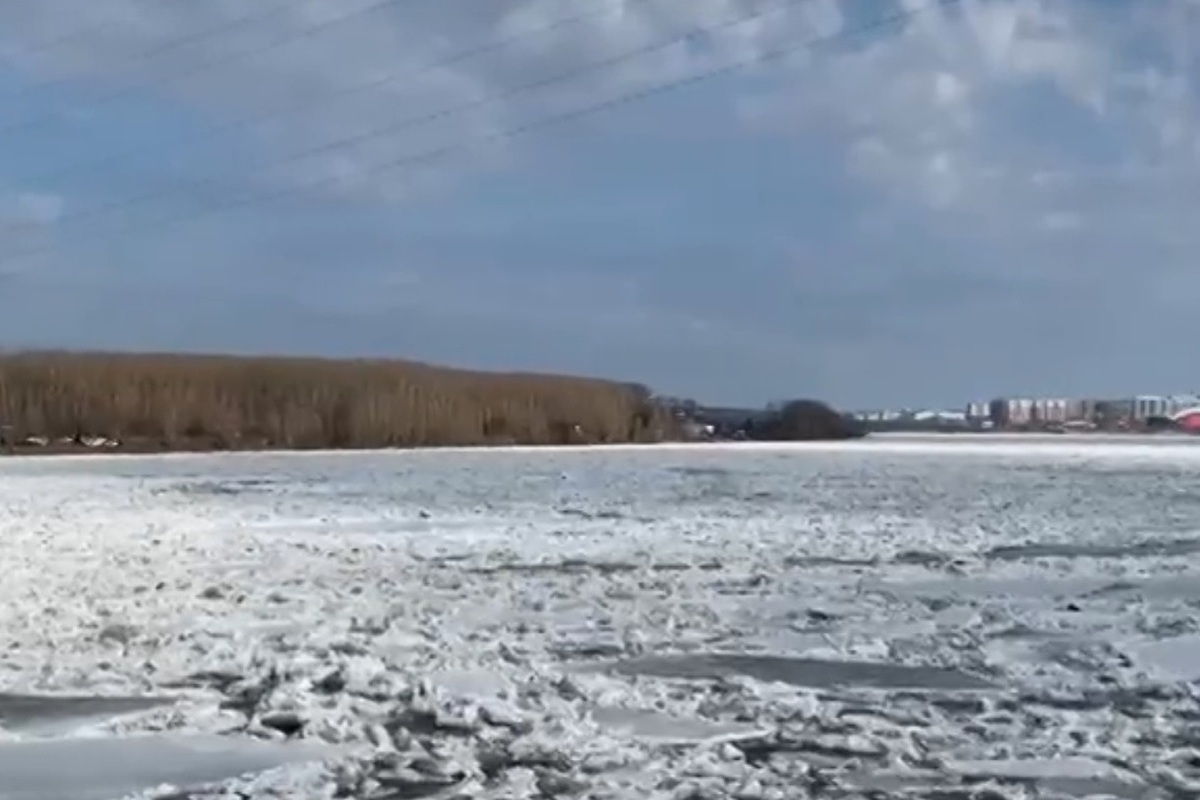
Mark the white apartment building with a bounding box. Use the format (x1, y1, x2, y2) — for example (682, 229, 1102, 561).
(1034, 398, 1069, 424)
(965, 401, 990, 420)
(1065, 398, 1095, 422)
(991, 397, 1035, 426)
(1166, 394, 1200, 417)
(1133, 395, 1169, 420)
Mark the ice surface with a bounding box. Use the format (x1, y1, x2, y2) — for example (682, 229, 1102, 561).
(0, 693, 178, 735)
(590, 706, 771, 744)
(944, 757, 1152, 798)
(606, 653, 998, 691)
(946, 756, 1138, 780)
(2, 434, 1200, 797)
(0, 735, 331, 800)
(847, 760, 1156, 799)
(1126, 634, 1200, 681)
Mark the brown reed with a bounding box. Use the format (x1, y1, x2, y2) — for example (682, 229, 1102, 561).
(0, 351, 675, 451)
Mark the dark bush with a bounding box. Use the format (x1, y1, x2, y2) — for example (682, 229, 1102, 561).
(750, 399, 865, 441)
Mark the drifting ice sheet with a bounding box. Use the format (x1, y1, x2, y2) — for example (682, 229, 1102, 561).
(0, 734, 332, 800)
(1126, 634, 1200, 682)
(0, 693, 178, 736)
(945, 757, 1150, 798)
(590, 706, 770, 745)
(2, 439, 1200, 797)
(608, 653, 998, 691)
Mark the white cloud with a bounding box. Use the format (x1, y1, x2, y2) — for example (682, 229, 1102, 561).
(0, 2, 1173, 200)
(4, 192, 64, 226)
(3, 0, 1200, 386)
(1038, 210, 1082, 232)
(0, 0, 850, 204)
(742, 0, 1199, 247)
(0, 1, 1193, 217)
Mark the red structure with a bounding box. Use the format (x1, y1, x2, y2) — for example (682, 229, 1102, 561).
(1172, 408, 1200, 434)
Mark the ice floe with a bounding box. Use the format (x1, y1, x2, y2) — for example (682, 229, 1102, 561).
(1, 437, 1200, 797)
(0, 735, 333, 800)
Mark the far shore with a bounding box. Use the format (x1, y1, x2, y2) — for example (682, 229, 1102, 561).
(0, 437, 867, 459)
(5, 430, 1200, 463)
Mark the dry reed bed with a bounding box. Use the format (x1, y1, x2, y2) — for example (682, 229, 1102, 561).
(0, 352, 674, 450)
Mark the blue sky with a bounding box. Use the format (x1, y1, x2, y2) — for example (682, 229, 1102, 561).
(0, 0, 1198, 409)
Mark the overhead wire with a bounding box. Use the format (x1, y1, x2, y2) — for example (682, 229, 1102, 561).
(11, 0, 822, 236)
(0, 0, 434, 139)
(0, 0, 297, 96)
(14, 0, 661, 192)
(0, 0, 960, 272)
(1, 15, 148, 66)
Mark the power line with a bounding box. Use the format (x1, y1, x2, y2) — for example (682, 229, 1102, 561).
(0, 0, 431, 139)
(1, 15, 151, 66)
(15, 0, 657, 194)
(0, 0, 296, 97)
(14, 0, 820, 235)
(0, 0, 959, 272)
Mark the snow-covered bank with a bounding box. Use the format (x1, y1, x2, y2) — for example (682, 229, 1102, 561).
(2, 438, 1200, 797)
(2, 429, 1198, 466)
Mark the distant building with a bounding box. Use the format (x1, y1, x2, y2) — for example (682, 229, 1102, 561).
(1133, 395, 1169, 420)
(990, 397, 1034, 427)
(965, 401, 990, 420)
(1177, 409, 1200, 434)
(914, 410, 967, 424)
(1166, 394, 1200, 417)
(850, 409, 904, 422)
(1034, 398, 1069, 424)
(1065, 398, 1095, 422)
(1093, 398, 1134, 427)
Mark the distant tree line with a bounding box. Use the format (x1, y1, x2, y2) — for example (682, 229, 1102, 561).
(687, 399, 865, 441)
(747, 399, 865, 441)
(0, 351, 678, 452)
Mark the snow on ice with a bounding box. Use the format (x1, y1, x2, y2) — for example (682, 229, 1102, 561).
(1, 436, 1200, 797)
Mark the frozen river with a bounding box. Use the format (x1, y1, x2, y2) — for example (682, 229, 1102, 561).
(2, 435, 1200, 798)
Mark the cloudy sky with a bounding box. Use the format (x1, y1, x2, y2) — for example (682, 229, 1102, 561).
(0, 0, 1197, 408)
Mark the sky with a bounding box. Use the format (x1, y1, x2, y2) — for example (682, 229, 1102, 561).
(0, 0, 1198, 409)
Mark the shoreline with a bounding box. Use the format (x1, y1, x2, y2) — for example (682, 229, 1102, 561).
(0, 438, 860, 460)
(2, 430, 1198, 463)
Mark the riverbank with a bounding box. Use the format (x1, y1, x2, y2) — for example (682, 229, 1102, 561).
(0, 350, 676, 451)
(0, 437, 681, 458)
